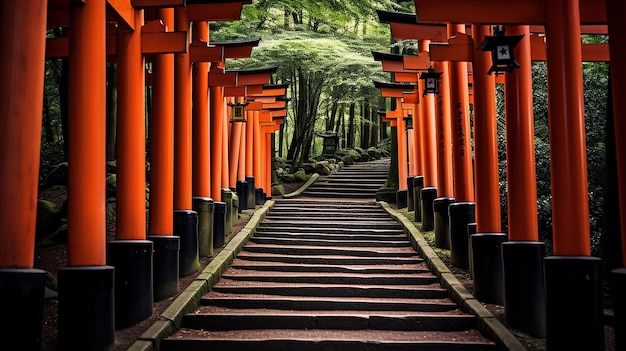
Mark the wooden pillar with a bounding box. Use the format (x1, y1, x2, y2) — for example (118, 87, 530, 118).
(253, 111, 263, 190)
(192, 21, 211, 198)
(238, 120, 247, 180)
(221, 97, 230, 189)
(0, 1, 47, 268)
(545, 0, 590, 257)
(116, 10, 146, 240)
(471, 25, 500, 233)
(67, 0, 107, 266)
(174, 8, 192, 211)
(397, 99, 408, 191)
(504, 26, 538, 242)
(210, 85, 224, 201)
(447, 24, 474, 202)
(265, 130, 273, 195)
(149, 8, 175, 236)
(544, 1, 603, 350)
(246, 110, 254, 177)
(421, 68, 438, 188)
(229, 120, 243, 188)
(59, 1, 115, 349)
(435, 61, 454, 198)
(0, 3, 48, 346)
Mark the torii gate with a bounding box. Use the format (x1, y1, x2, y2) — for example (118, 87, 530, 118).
(413, 0, 615, 349)
(0, 1, 255, 350)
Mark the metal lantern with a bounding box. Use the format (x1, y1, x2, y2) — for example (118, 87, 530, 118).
(228, 101, 248, 123)
(404, 114, 413, 130)
(419, 67, 442, 96)
(477, 26, 524, 75)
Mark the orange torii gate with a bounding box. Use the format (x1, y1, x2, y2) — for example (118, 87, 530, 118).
(0, 1, 252, 350)
(191, 37, 261, 257)
(372, 81, 416, 206)
(246, 84, 290, 203)
(413, 0, 613, 349)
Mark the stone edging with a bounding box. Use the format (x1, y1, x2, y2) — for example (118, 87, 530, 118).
(378, 201, 527, 351)
(126, 200, 276, 351)
(283, 173, 320, 198)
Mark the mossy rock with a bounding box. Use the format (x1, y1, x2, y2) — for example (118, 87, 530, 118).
(301, 163, 315, 174)
(359, 153, 371, 162)
(294, 169, 307, 182)
(44, 162, 68, 187)
(271, 184, 285, 196)
(281, 173, 296, 183)
(106, 160, 117, 175)
(355, 147, 366, 155)
(36, 200, 62, 240)
(107, 197, 116, 219)
(367, 147, 382, 160)
(341, 155, 354, 165)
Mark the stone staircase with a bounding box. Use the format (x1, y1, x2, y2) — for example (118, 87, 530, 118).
(161, 194, 497, 351)
(301, 158, 390, 198)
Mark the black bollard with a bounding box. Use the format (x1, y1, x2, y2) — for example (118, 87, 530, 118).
(0, 268, 46, 351)
(467, 223, 477, 276)
(470, 233, 506, 305)
(221, 189, 234, 237)
(193, 196, 214, 258)
(255, 188, 265, 205)
(174, 210, 199, 276)
(502, 241, 546, 338)
(148, 235, 179, 301)
(58, 266, 115, 351)
(433, 197, 455, 249)
(407, 176, 415, 212)
(245, 176, 256, 209)
(448, 202, 475, 269)
(396, 189, 408, 209)
(413, 176, 424, 222)
(544, 256, 603, 351)
(106, 240, 153, 328)
(213, 202, 226, 249)
(420, 187, 437, 231)
(236, 180, 248, 211)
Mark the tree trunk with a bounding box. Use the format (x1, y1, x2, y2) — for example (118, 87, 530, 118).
(347, 102, 355, 149)
(42, 91, 55, 142)
(371, 105, 379, 146)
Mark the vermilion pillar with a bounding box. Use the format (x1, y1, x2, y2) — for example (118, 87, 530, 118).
(149, 9, 175, 236)
(502, 25, 545, 339)
(265, 130, 273, 197)
(211, 85, 225, 202)
(238, 121, 247, 180)
(59, 1, 115, 349)
(504, 26, 539, 242)
(471, 25, 500, 233)
(0, 1, 46, 269)
(411, 102, 423, 177)
(147, 8, 179, 301)
(116, 10, 146, 240)
(229, 119, 243, 188)
(191, 21, 214, 259)
(545, 2, 590, 257)
(0, 2, 47, 349)
(222, 104, 230, 189)
(174, 8, 192, 212)
(544, 1, 602, 350)
(447, 24, 474, 202)
(109, 8, 154, 329)
(435, 60, 454, 198)
(397, 100, 408, 191)
(421, 86, 438, 187)
(253, 111, 263, 192)
(192, 21, 211, 198)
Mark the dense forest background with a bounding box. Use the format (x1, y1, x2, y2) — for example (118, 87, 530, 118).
(40, 1, 617, 267)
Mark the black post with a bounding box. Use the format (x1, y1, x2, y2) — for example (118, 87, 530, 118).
(469, 233, 506, 305)
(433, 197, 455, 248)
(420, 187, 437, 231)
(413, 176, 424, 222)
(448, 202, 475, 269)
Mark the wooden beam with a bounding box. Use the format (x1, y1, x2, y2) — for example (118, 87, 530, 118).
(390, 22, 447, 41)
(142, 31, 187, 54)
(413, 0, 606, 25)
(107, 0, 135, 30)
(429, 32, 473, 62)
(209, 70, 237, 86)
(403, 55, 430, 70)
(530, 35, 609, 62)
(395, 72, 420, 83)
(189, 44, 222, 62)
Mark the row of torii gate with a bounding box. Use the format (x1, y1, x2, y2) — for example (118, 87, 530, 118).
(1, 1, 291, 350)
(2, 1, 626, 351)
(372, 1, 626, 351)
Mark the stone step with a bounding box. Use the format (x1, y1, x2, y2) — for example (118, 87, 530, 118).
(259, 219, 401, 228)
(241, 243, 419, 257)
(211, 279, 448, 299)
(249, 236, 411, 248)
(221, 269, 439, 285)
(235, 252, 425, 265)
(263, 214, 393, 221)
(200, 293, 457, 312)
(252, 231, 406, 241)
(255, 226, 404, 235)
(182, 307, 476, 331)
(229, 259, 431, 274)
(161, 329, 497, 351)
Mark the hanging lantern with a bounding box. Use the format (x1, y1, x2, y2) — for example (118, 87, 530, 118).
(228, 101, 249, 123)
(419, 67, 442, 96)
(404, 114, 414, 130)
(477, 26, 524, 76)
